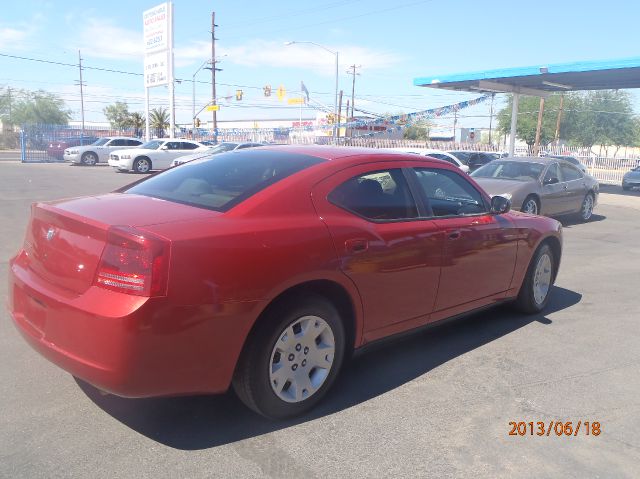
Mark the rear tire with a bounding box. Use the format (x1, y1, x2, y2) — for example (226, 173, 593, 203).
(133, 157, 151, 174)
(514, 243, 555, 314)
(578, 193, 594, 222)
(521, 195, 540, 215)
(233, 294, 346, 419)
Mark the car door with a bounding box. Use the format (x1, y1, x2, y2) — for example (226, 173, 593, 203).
(409, 167, 519, 316)
(558, 162, 587, 213)
(312, 163, 444, 341)
(154, 141, 184, 169)
(541, 162, 565, 216)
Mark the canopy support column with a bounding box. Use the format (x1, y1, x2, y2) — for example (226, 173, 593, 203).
(508, 93, 519, 157)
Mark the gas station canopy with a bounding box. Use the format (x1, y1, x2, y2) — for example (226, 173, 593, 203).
(413, 56, 640, 156)
(414, 56, 640, 94)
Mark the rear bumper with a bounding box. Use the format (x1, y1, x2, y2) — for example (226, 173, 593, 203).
(8, 252, 259, 398)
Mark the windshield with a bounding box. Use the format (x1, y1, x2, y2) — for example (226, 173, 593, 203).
(124, 150, 324, 211)
(93, 138, 110, 146)
(140, 140, 164, 150)
(471, 161, 545, 181)
(208, 142, 239, 154)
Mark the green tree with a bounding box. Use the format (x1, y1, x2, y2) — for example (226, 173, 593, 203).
(497, 94, 563, 147)
(149, 107, 169, 138)
(563, 90, 637, 149)
(403, 120, 430, 141)
(8, 89, 71, 125)
(103, 101, 132, 129)
(128, 112, 145, 138)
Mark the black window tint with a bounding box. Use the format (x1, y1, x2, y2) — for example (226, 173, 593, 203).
(414, 168, 487, 217)
(109, 139, 126, 146)
(560, 163, 582, 181)
(124, 150, 323, 211)
(329, 169, 418, 221)
(128, 139, 143, 146)
(181, 142, 199, 150)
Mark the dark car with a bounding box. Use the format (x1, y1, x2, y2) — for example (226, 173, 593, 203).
(622, 165, 640, 190)
(47, 136, 99, 160)
(448, 151, 497, 172)
(9, 146, 562, 419)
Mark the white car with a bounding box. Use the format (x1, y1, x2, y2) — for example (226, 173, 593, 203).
(64, 137, 143, 165)
(387, 148, 470, 173)
(169, 142, 265, 167)
(109, 139, 209, 173)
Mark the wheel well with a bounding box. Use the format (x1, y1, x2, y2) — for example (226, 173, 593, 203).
(541, 236, 561, 283)
(249, 280, 357, 355)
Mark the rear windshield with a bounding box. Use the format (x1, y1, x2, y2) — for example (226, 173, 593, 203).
(123, 150, 324, 211)
(471, 161, 544, 181)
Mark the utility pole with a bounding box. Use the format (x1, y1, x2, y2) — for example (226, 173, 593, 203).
(488, 93, 495, 145)
(211, 12, 218, 142)
(77, 50, 85, 138)
(533, 97, 545, 156)
(346, 64, 361, 121)
(337, 90, 343, 140)
(554, 94, 564, 143)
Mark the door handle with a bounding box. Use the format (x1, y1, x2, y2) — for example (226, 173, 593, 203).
(448, 230, 461, 240)
(562, 184, 568, 190)
(345, 239, 368, 254)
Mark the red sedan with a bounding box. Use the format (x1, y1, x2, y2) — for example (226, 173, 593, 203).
(8, 146, 562, 419)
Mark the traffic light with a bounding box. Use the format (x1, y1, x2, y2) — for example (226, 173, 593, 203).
(263, 85, 272, 97)
(236, 89, 243, 101)
(195, 118, 201, 128)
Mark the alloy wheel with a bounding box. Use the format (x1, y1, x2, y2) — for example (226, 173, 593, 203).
(581, 195, 594, 221)
(533, 252, 552, 305)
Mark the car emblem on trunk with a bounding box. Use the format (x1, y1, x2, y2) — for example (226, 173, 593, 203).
(46, 227, 55, 241)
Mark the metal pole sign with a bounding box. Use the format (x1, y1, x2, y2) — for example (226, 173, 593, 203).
(143, 2, 174, 140)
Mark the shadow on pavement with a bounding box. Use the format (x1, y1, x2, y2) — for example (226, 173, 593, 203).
(599, 184, 640, 198)
(558, 213, 606, 228)
(77, 286, 581, 450)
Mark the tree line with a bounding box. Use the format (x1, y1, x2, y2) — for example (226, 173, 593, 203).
(497, 90, 640, 150)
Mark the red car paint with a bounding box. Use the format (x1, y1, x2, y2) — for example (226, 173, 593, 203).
(8, 146, 562, 398)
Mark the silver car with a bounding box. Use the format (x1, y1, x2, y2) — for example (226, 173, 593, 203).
(471, 157, 599, 221)
(622, 165, 640, 190)
(64, 137, 143, 165)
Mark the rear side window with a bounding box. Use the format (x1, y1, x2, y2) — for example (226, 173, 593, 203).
(560, 163, 582, 181)
(328, 169, 418, 221)
(181, 142, 199, 150)
(124, 150, 323, 211)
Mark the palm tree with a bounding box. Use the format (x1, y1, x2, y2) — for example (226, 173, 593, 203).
(149, 107, 169, 138)
(128, 112, 145, 138)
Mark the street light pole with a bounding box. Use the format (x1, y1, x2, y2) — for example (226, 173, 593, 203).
(192, 59, 211, 140)
(285, 41, 339, 142)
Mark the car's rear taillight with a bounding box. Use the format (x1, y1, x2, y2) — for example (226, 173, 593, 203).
(94, 226, 170, 297)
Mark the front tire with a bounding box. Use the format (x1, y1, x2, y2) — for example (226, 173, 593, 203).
(233, 294, 346, 419)
(514, 243, 555, 314)
(133, 157, 151, 174)
(81, 151, 98, 166)
(521, 195, 540, 215)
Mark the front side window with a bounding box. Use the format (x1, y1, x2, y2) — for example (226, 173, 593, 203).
(543, 163, 560, 183)
(329, 169, 418, 221)
(93, 138, 110, 146)
(414, 168, 487, 217)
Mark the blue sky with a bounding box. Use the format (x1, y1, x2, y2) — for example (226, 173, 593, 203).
(1, 0, 639, 133)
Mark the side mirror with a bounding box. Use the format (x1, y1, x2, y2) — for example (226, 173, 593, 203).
(490, 195, 511, 215)
(544, 177, 559, 185)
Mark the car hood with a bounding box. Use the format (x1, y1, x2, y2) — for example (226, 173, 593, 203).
(472, 177, 538, 196)
(624, 170, 640, 179)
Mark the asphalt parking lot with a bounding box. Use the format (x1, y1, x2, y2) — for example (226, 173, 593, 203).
(1, 162, 639, 478)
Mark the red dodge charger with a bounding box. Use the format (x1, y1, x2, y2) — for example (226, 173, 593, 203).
(8, 146, 562, 418)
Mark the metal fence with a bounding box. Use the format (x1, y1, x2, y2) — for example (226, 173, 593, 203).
(20, 124, 141, 163)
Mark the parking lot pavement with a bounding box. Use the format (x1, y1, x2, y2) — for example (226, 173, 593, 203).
(1, 163, 639, 478)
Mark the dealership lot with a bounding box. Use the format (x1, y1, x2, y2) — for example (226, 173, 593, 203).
(1, 163, 638, 478)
